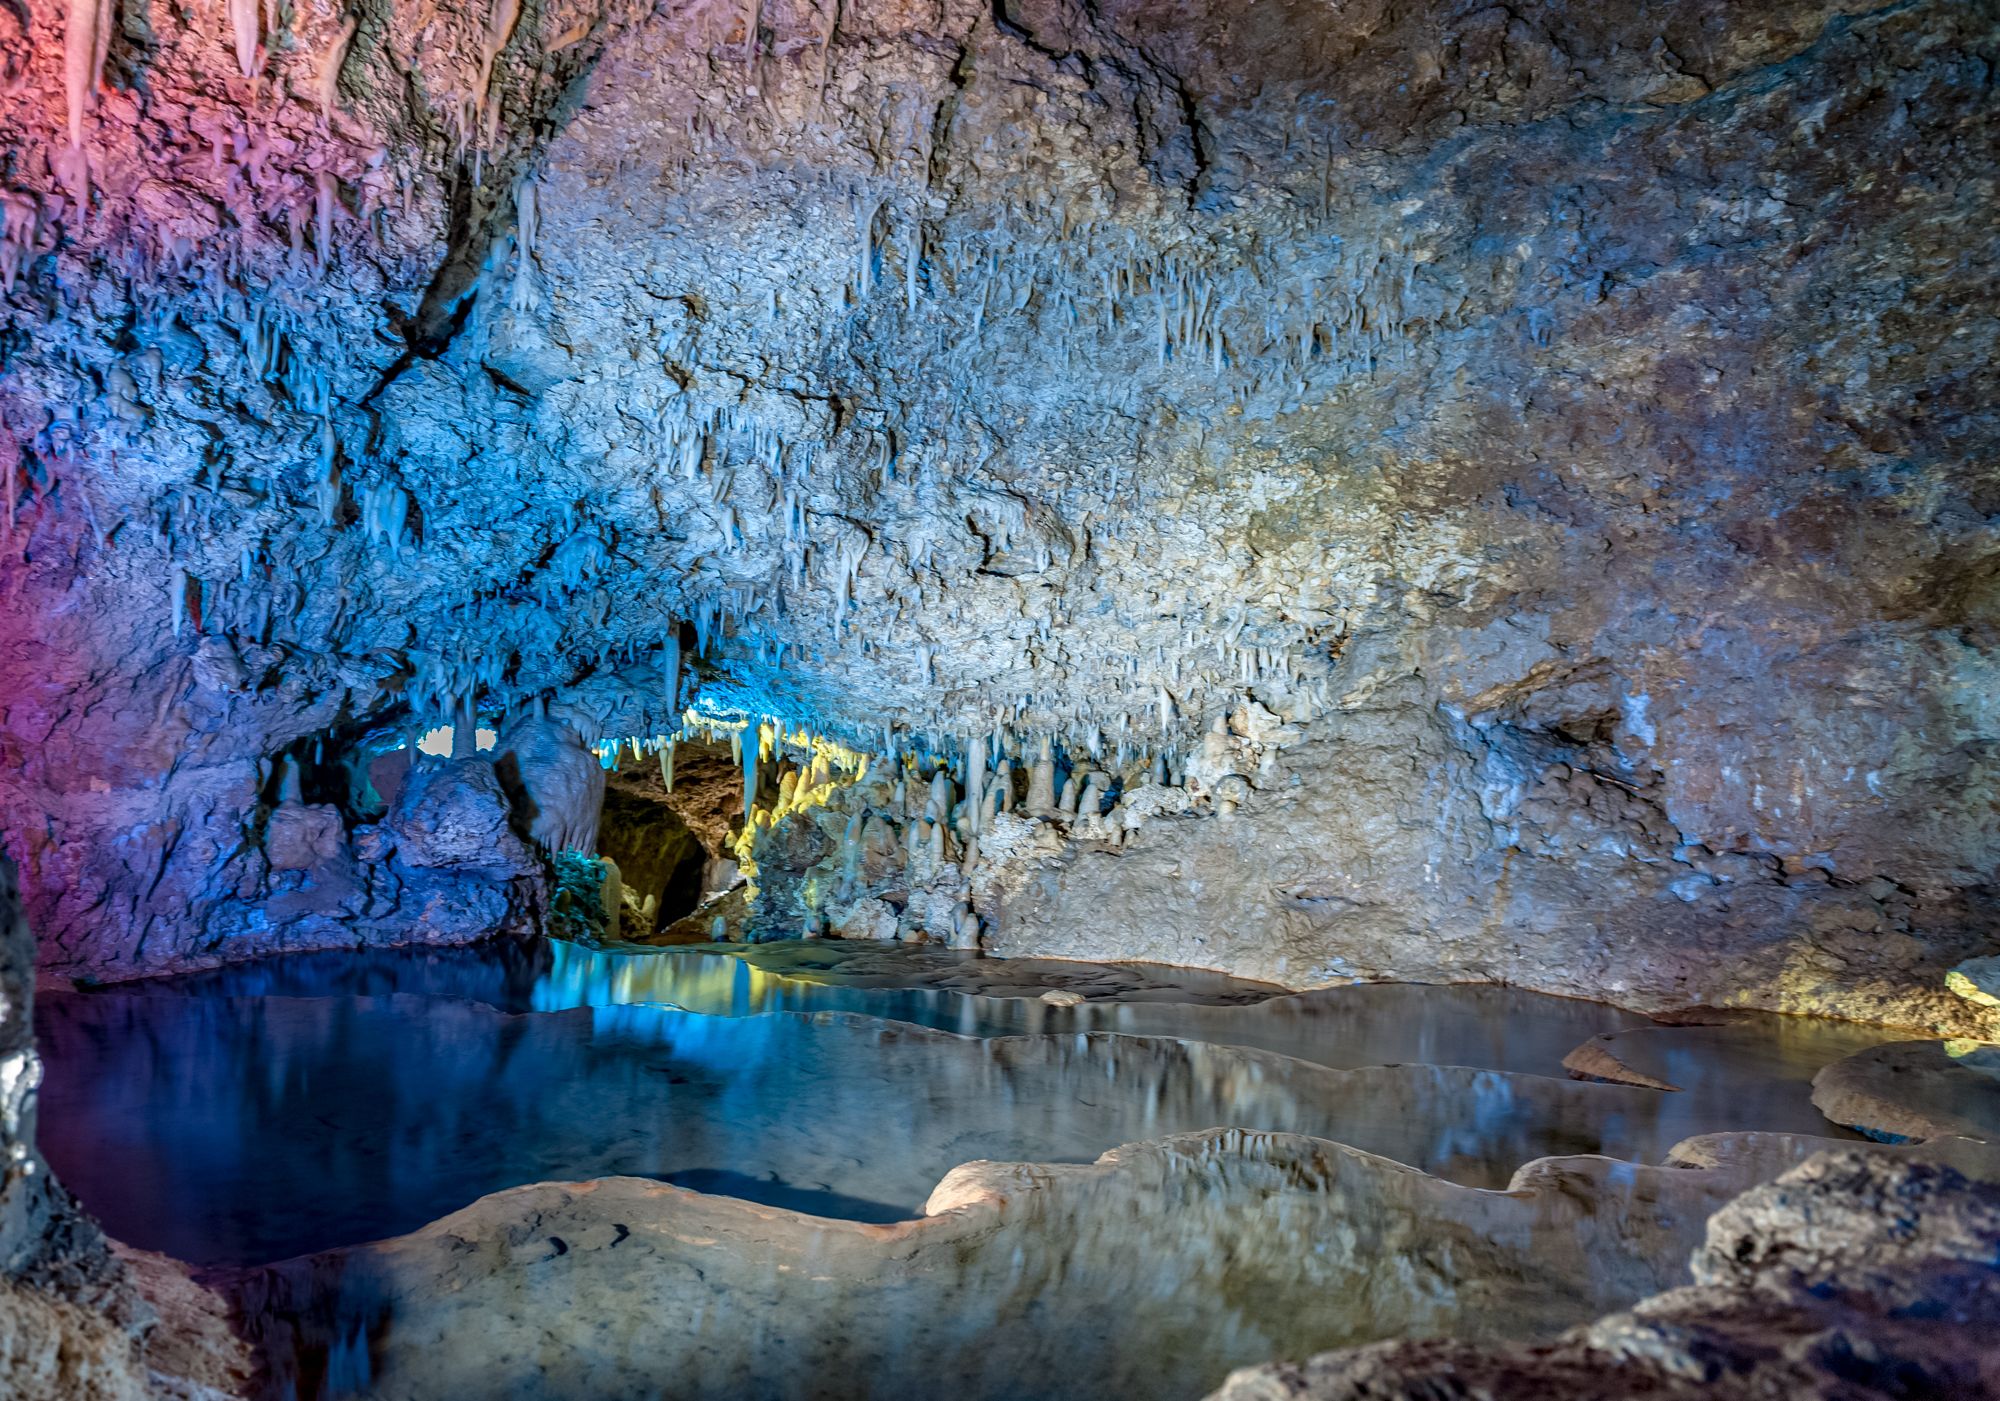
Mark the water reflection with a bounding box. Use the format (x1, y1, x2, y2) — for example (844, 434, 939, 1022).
(36, 939, 1893, 1269)
(105, 937, 1644, 1073)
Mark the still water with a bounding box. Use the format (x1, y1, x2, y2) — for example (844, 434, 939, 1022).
(36, 938, 1895, 1267)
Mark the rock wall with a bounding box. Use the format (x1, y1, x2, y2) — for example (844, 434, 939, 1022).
(0, 0, 1993, 1010)
(0, 855, 154, 1398)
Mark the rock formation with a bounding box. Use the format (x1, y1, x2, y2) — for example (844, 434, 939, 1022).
(225, 1130, 2000, 1401)
(1208, 1150, 2000, 1401)
(0, 0, 1987, 1033)
(0, 0, 1997, 1387)
(1812, 1039, 2000, 1143)
(0, 855, 229, 1398)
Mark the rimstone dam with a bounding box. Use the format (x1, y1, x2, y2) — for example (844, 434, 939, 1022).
(0, 0, 1998, 1396)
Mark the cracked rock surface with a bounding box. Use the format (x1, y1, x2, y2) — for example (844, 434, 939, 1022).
(0, 0, 1994, 1033)
(1207, 1149, 2000, 1401)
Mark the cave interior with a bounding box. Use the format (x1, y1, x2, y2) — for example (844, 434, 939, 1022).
(1, 0, 1998, 1396)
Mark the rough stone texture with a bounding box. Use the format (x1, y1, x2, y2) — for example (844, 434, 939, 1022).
(1811, 1038, 2000, 1143)
(0, 0, 1994, 1025)
(985, 701, 2000, 1033)
(596, 773, 709, 932)
(0, 856, 154, 1397)
(491, 712, 606, 857)
(227, 1128, 1943, 1401)
(110, 1246, 254, 1401)
(1207, 1150, 2000, 1401)
(1950, 954, 2000, 1010)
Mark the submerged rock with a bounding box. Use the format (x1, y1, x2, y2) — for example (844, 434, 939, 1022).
(1562, 1036, 1683, 1093)
(1811, 1040, 2000, 1144)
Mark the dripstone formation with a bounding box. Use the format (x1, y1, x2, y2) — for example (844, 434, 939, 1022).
(0, 1, 1998, 1389)
(4, 0, 1996, 1029)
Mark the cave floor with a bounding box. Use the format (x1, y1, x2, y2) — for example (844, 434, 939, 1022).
(35, 935, 1906, 1271)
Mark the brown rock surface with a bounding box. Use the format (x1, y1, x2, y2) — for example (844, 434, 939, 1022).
(1207, 1150, 2000, 1401)
(227, 1128, 1883, 1401)
(1811, 1039, 2000, 1143)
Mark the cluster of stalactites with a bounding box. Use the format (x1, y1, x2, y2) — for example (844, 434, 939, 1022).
(583, 710, 873, 900)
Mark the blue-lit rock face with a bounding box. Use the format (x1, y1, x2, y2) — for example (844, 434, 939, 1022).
(0, 0, 1995, 1034)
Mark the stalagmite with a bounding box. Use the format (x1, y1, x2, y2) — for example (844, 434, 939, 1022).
(600, 856, 623, 941)
(839, 810, 863, 898)
(274, 754, 303, 805)
(1079, 771, 1107, 818)
(1027, 735, 1057, 817)
(949, 900, 980, 950)
(964, 738, 987, 837)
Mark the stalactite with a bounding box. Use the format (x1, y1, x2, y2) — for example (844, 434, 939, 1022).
(314, 172, 338, 272)
(169, 570, 199, 638)
(964, 736, 986, 837)
(742, 723, 760, 821)
(318, 14, 358, 119)
(0, 434, 18, 538)
(59, 0, 111, 200)
(854, 195, 881, 299)
(229, 0, 260, 78)
(511, 179, 540, 312)
(63, 0, 102, 151)
(477, 0, 524, 123)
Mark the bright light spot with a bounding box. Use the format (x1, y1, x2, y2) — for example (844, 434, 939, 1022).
(475, 728, 497, 752)
(417, 726, 454, 757)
